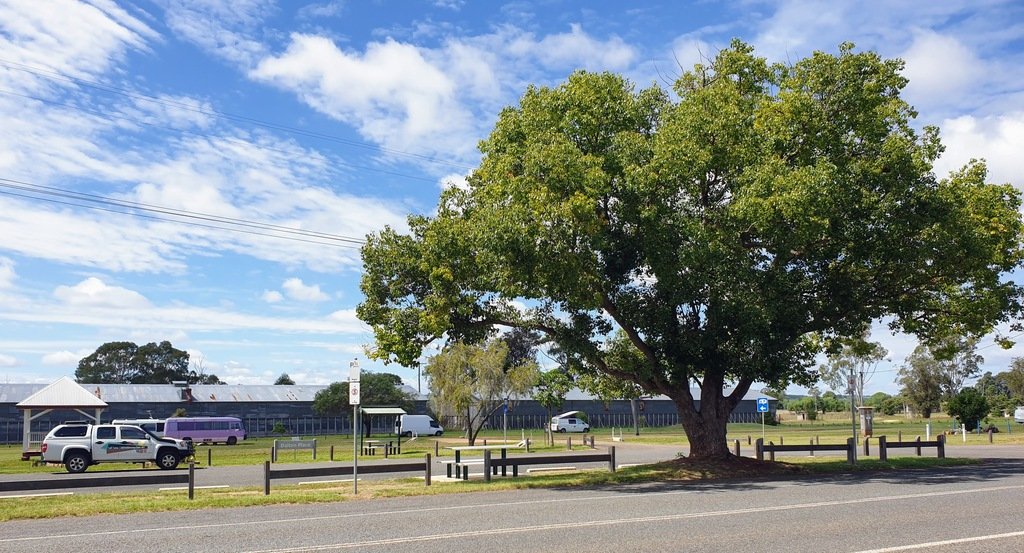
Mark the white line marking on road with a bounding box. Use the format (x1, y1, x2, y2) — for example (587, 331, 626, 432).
(853, 530, 1024, 552)
(2, 483, 1020, 545)
(0, 492, 73, 499)
(158, 485, 229, 491)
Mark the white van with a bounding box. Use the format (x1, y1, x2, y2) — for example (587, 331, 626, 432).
(112, 418, 166, 437)
(395, 414, 444, 436)
(1014, 406, 1024, 424)
(550, 411, 590, 433)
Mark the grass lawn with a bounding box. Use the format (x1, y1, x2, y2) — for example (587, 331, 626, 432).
(3, 413, 1021, 474)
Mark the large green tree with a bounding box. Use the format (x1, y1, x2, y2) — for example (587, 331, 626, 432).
(358, 41, 1023, 459)
(75, 341, 220, 384)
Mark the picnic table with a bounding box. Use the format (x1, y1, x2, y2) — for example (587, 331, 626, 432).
(362, 438, 399, 457)
(444, 443, 524, 479)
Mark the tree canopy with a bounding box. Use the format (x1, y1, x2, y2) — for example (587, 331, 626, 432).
(274, 373, 296, 385)
(312, 372, 415, 416)
(75, 341, 222, 384)
(357, 40, 1024, 459)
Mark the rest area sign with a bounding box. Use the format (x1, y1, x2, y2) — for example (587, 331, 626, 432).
(757, 397, 769, 413)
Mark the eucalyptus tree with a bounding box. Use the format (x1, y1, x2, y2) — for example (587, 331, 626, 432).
(358, 41, 1023, 459)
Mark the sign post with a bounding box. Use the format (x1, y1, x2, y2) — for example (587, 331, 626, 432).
(757, 397, 769, 443)
(349, 359, 361, 494)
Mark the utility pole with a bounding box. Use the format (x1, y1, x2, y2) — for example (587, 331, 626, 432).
(848, 370, 858, 461)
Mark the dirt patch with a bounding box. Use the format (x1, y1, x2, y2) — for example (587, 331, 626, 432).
(644, 455, 805, 480)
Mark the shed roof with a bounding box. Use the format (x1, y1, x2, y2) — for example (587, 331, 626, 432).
(361, 407, 407, 415)
(15, 377, 108, 409)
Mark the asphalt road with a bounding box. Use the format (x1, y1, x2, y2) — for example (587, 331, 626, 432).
(2, 457, 1024, 553)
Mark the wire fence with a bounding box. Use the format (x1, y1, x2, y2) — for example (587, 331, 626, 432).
(0, 411, 775, 444)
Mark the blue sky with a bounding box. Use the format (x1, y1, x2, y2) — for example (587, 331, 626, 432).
(0, 1, 1022, 395)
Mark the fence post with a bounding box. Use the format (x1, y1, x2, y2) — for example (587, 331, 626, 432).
(809, 438, 814, 457)
(567, 437, 572, 450)
(263, 461, 271, 495)
(779, 436, 784, 445)
(755, 438, 764, 461)
(915, 436, 922, 456)
(526, 438, 531, 453)
(937, 434, 945, 458)
(988, 428, 994, 443)
(188, 461, 195, 500)
(863, 437, 870, 457)
(435, 441, 440, 457)
(878, 435, 887, 462)
(425, 453, 432, 486)
(271, 446, 276, 463)
(733, 439, 740, 457)
(313, 440, 317, 460)
(898, 430, 902, 442)
(846, 437, 855, 465)
(483, 450, 492, 482)
(768, 441, 775, 462)
(330, 445, 334, 461)
(207, 448, 212, 467)
(747, 435, 751, 445)
(608, 446, 616, 472)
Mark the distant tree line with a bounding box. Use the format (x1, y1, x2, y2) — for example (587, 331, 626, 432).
(75, 341, 223, 384)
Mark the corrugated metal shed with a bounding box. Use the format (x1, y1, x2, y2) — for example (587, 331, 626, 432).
(15, 376, 107, 409)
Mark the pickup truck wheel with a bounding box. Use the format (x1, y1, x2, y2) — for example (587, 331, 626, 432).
(65, 452, 89, 473)
(226, 436, 237, 445)
(157, 450, 180, 470)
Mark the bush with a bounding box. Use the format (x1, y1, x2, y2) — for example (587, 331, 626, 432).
(271, 422, 287, 435)
(946, 388, 990, 432)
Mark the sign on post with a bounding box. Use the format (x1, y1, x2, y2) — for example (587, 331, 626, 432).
(349, 382, 360, 405)
(757, 397, 769, 442)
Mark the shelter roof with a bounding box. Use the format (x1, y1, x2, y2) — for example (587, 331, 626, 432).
(360, 407, 407, 415)
(15, 377, 108, 409)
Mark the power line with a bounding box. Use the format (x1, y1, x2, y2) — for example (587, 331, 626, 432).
(0, 177, 368, 249)
(0, 58, 476, 172)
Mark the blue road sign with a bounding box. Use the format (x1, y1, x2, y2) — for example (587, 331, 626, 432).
(756, 398, 770, 413)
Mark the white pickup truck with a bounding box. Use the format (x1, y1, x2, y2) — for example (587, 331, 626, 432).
(41, 422, 194, 473)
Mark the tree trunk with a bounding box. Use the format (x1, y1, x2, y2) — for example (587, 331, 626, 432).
(678, 405, 732, 459)
(672, 375, 750, 460)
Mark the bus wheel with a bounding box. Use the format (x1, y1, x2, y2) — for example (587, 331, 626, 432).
(227, 436, 237, 445)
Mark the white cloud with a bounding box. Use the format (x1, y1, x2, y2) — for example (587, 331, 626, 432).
(933, 112, 1024, 186)
(0, 0, 156, 93)
(41, 350, 82, 366)
(0, 353, 18, 367)
(0, 257, 14, 288)
(439, 173, 469, 191)
(282, 277, 329, 302)
(507, 24, 637, 71)
(160, 0, 272, 67)
(53, 277, 151, 308)
(251, 34, 477, 160)
(900, 30, 983, 112)
(262, 290, 284, 303)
